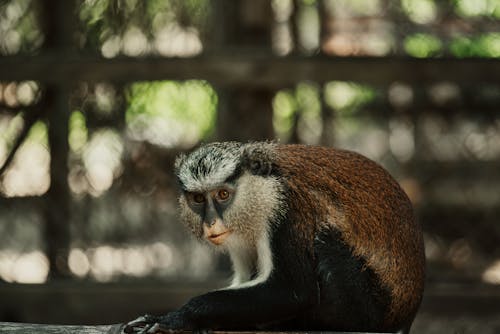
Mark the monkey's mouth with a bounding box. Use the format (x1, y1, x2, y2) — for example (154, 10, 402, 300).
(207, 231, 231, 245)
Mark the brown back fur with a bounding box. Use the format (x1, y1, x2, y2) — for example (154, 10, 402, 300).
(274, 144, 425, 328)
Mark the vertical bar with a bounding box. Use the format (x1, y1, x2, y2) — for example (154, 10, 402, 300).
(44, 87, 71, 279)
(40, 0, 75, 279)
(213, 0, 275, 142)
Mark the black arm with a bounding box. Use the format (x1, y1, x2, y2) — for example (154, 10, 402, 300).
(171, 221, 318, 330)
(176, 277, 313, 330)
(124, 218, 318, 333)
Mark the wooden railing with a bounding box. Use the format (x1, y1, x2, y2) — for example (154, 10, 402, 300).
(1, 54, 499, 87)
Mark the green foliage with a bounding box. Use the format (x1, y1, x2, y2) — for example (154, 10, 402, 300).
(401, 0, 437, 24)
(26, 120, 48, 147)
(0, 113, 23, 149)
(0, 0, 43, 54)
(404, 33, 442, 58)
(299, 0, 382, 16)
(77, 0, 211, 52)
(69, 111, 88, 153)
(451, 33, 500, 58)
(454, 0, 500, 18)
(273, 82, 322, 142)
(324, 81, 376, 114)
(273, 81, 376, 143)
(273, 90, 297, 140)
(126, 80, 217, 146)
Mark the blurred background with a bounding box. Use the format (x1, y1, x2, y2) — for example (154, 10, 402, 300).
(0, 0, 499, 332)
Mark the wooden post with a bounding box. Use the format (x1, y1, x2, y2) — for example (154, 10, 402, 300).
(211, 0, 276, 142)
(40, 0, 75, 279)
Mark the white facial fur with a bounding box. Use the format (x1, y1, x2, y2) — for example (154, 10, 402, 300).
(178, 171, 284, 288)
(222, 172, 284, 288)
(225, 232, 274, 289)
(175, 142, 285, 289)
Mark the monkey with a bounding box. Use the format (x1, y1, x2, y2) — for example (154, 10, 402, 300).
(124, 141, 425, 334)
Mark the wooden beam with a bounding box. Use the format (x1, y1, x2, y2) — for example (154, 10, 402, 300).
(0, 322, 388, 334)
(0, 54, 499, 87)
(0, 322, 123, 334)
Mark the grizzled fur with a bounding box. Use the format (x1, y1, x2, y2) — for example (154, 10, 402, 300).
(175, 142, 243, 192)
(125, 142, 425, 334)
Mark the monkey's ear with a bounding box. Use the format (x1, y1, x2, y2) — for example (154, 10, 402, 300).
(242, 144, 275, 176)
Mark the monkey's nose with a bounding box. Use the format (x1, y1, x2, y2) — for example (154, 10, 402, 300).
(205, 219, 217, 227)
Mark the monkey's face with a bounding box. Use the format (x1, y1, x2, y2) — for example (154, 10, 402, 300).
(180, 184, 236, 246)
(175, 142, 242, 247)
(175, 142, 284, 249)
(179, 173, 283, 246)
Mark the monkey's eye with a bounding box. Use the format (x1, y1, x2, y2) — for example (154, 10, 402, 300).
(192, 193, 206, 204)
(217, 189, 230, 201)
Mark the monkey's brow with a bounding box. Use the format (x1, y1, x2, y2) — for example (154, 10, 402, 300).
(224, 163, 242, 184)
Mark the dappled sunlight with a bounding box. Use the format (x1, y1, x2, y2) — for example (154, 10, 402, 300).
(0, 113, 24, 164)
(404, 34, 442, 58)
(455, 0, 500, 18)
(324, 81, 375, 112)
(1, 143, 50, 197)
(0, 0, 43, 55)
(295, 2, 320, 53)
(126, 81, 217, 148)
(0, 5, 499, 332)
(0, 243, 191, 282)
(122, 26, 149, 57)
(421, 115, 500, 161)
(402, 0, 438, 24)
(336, 122, 389, 161)
(272, 83, 322, 144)
(74, 242, 203, 281)
(389, 119, 415, 163)
(0, 81, 41, 108)
(388, 82, 414, 109)
(154, 23, 203, 57)
(82, 129, 123, 196)
(271, 0, 293, 55)
(483, 260, 500, 284)
(79, 0, 209, 58)
(1, 122, 50, 197)
(0, 250, 49, 283)
(295, 83, 322, 144)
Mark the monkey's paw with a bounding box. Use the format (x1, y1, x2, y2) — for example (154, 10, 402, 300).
(123, 311, 202, 334)
(122, 314, 177, 334)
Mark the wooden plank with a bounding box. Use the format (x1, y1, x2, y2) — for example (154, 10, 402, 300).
(0, 54, 499, 87)
(0, 322, 387, 334)
(0, 322, 122, 334)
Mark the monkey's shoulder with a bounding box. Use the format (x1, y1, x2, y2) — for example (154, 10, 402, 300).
(272, 145, 392, 183)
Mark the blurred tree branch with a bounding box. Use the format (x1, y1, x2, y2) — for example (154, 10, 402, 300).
(0, 103, 46, 177)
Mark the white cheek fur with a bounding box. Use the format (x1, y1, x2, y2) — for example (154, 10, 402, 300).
(178, 195, 203, 238)
(221, 173, 284, 289)
(228, 231, 273, 289)
(179, 171, 284, 290)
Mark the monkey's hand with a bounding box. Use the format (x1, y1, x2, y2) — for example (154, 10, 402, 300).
(122, 311, 188, 334)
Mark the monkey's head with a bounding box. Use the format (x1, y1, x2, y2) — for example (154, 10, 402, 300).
(174, 142, 285, 250)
